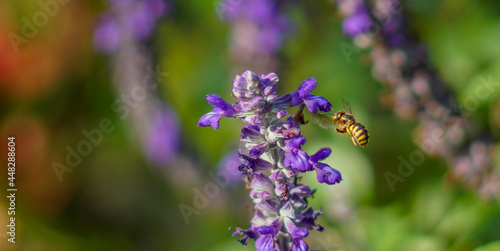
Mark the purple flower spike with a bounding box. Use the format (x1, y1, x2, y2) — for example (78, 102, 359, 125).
(200, 71, 339, 250)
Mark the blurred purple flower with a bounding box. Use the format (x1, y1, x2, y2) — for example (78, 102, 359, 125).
(128, 3, 155, 40)
(145, 0, 170, 18)
(216, 151, 244, 186)
(221, 0, 292, 56)
(342, 4, 372, 37)
(93, 17, 121, 53)
(93, 0, 168, 53)
(383, 17, 407, 46)
(145, 105, 180, 165)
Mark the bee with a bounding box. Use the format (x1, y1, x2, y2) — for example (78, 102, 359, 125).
(311, 99, 369, 147)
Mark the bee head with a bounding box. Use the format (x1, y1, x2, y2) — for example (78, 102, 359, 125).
(332, 112, 345, 123)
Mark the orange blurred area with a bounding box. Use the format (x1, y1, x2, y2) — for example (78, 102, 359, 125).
(0, 116, 75, 219)
(0, 1, 93, 102)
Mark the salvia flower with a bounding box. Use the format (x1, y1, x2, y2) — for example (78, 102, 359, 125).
(199, 70, 342, 250)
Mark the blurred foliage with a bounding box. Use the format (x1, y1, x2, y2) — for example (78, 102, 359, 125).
(0, 0, 499, 250)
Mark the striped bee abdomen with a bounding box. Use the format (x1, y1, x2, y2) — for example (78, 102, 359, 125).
(348, 123, 369, 147)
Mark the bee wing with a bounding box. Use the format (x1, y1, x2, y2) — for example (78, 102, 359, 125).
(311, 113, 336, 129)
(342, 98, 353, 115)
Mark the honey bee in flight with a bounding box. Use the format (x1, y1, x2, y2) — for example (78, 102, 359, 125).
(305, 100, 370, 147)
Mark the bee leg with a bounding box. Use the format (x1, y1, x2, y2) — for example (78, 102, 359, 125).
(350, 137, 358, 147)
(336, 128, 346, 134)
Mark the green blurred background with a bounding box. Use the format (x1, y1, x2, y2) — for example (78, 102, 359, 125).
(1, 0, 500, 250)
